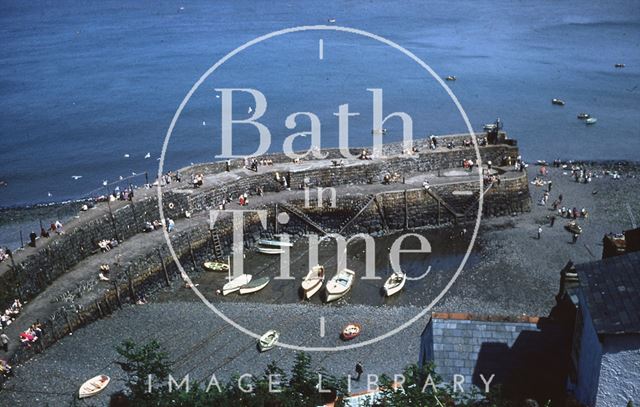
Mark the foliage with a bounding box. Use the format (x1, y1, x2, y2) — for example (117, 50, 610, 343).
(114, 339, 549, 407)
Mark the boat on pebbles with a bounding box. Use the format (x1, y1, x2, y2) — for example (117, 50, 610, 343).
(222, 274, 252, 296)
(383, 272, 407, 297)
(239, 276, 270, 294)
(324, 268, 355, 303)
(79, 375, 110, 399)
(301, 265, 325, 299)
(341, 323, 362, 340)
(258, 330, 279, 352)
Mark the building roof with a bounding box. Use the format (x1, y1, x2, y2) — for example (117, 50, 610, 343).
(576, 251, 640, 335)
(423, 313, 570, 402)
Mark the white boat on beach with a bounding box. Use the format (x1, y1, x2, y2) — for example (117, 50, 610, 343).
(222, 274, 252, 295)
(79, 375, 110, 399)
(257, 239, 293, 247)
(324, 268, 355, 303)
(258, 330, 279, 352)
(301, 265, 325, 299)
(257, 247, 285, 255)
(239, 276, 270, 294)
(383, 272, 406, 297)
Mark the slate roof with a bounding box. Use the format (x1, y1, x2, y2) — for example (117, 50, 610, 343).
(576, 251, 640, 335)
(423, 312, 571, 402)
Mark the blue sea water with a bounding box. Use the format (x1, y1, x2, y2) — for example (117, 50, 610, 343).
(1, 0, 639, 210)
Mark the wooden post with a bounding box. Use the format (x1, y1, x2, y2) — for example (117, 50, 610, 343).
(157, 248, 171, 286)
(95, 300, 103, 317)
(113, 281, 122, 308)
(187, 234, 196, 269)
(19, 230, 24, 248)
(63, 309, 73, 334)
(275, 203, 279, 234)
(404, 190, 409, 230)
(125, 268, 136, 302)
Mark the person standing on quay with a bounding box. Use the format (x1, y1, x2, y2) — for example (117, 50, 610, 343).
(537, 226, 542, 240)
(355, 362, 363, 381)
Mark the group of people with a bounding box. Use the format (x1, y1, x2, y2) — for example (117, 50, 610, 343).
(1, 299, 22, 331)
(26, 220, 65, 248)
(98, 238, 119, 252)
(143, 218, 174, 233)
(19, 323, 42, 349)
(191, 173, 204, 188)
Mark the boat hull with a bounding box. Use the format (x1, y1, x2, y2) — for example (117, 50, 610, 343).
(222, 274, 252, 295)
(324, 269, 355, 303)
(79, 375, 110, 399)
(258, 330, 280, 352)
(383, 273, 407, 297)
(257, 247, 285, 255)
(239, 277, 270, 294)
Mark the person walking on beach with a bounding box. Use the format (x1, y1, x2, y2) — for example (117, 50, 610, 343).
(550, 216, 556, 227)
(572, 233, 579, 244)
(537, 226, 542, 240)
(354, 362, 363, 381)
(548, 180, 553, 192)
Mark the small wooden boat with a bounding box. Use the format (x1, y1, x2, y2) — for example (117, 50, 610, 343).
(301, 265, 325, 299)
(324, 268, 355, 303)
(565, 221, 583, 235)
(615, 63, 625, 68)
(445, 75, 456, 81)
(383, 272, 406, 297)
(79, 375, 110, 399)
(257, 246, 285, 255)
(239, 277, 270, 294)
(552, 98, 565, 106)
(577, 113, 590, 120)
(585, 117, 597, 125)
(257, 239, 293, 247)
(258, 330, 279, 352)
(222, 274, 252, 295)
(341, 323, 362, 340)
(203, 261, 229, 272)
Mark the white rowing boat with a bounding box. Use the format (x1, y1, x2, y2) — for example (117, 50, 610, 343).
(257, 239, 293, 247)
(257, 247, 285, 255)
(383, 272, 406, 297)
(222, 274, 252, 295)
(258, 330, 279, 352)
(239, 276, 270, 294)
(324, 268, 355, 303)
(78, 375, 110, 399)
(301, 265, 325, 299)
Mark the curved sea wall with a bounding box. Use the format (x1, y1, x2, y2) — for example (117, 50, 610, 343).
(1, 133, 530, 365)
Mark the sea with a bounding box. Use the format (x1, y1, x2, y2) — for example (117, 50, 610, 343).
(1, 0, 639, 248)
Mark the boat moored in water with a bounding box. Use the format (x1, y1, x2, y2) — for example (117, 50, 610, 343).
(585, 117, 597, 125)
(577, 113, 590, 120)
(615, 63, 625, 68)
(552, 98, 565, 106)
(445, 75, 456, 81)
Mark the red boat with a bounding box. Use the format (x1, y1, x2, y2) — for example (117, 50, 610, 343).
(341, 323, 362, 340)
